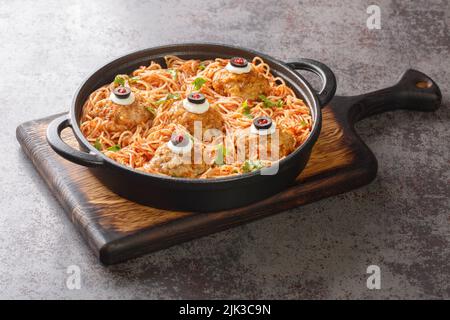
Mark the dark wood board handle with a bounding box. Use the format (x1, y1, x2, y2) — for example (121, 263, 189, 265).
(347, 69, 442, 124)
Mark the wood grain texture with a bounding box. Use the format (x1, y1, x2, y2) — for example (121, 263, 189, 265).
(17, 96, 378, 265)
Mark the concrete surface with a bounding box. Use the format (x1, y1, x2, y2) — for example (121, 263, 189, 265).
(1, 0, 449, 299)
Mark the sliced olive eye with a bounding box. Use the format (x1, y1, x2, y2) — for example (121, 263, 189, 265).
(253, 116, 273, 130)
(230, 57, 248, 68)
(170, 133, 189, 147)
(187, 92, 206, 104)
(113, 86, 131, 99)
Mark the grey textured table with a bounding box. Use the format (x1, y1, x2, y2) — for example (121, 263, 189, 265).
(2, 0, 449, 299)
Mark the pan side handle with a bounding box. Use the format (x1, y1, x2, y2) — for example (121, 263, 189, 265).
(46, 113, 104, 167)
(349, 69, 442, 123)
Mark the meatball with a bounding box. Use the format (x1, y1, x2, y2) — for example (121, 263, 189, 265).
(144, 143, 208, 178)
(166, 101, 225, 139)
(105, 94, 153, 132)
(113, 103, 151, 127)
(277, 130, 296, 158)
(236, 128, 296, 162)
(212, 68, 270, 100)
(83, 89, 153, 132)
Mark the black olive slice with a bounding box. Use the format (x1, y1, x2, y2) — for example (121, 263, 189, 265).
(230, 57, 248, 68)
(113, 86, 131, 99)
(253, 116, 273, 130)
(187, 92, 206, 104)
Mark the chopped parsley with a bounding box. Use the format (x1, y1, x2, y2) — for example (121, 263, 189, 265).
(129, 76, 140, 83)
(193, 77, 207, 91)
(167, 93, 180, 100)
(154, 93, 180, 105)
(276, 100, 284, 108)
(242, 160, 264, 173)
(113, 75, 126, 86)
(299, 120, 308, 127)
(241, 100, 253, 119)
(198, 64, 206, 71)
(168, 69, 177, 80)
(215, 144, 228, 165)
(146, 106, 156, 116)
(114, 75, 139, 85)
(107, 144, 121, 152)
(94, 139, 102, 151)
(258, 95, 284, 108)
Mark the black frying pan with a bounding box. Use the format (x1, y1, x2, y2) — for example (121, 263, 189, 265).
(46, 43, 337, 211)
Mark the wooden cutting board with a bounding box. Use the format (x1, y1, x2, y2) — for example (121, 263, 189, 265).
(16, 69, 441, 265)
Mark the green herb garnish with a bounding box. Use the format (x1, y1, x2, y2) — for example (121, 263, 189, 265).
(107, 144, 121, 152)
(259, 95, 284, 108)
(146, 106, 156, 116)
(168, 69, 177, 80)
(113, 75, 126, 86)
(241, 100, 253, 119)
(198, 64, 206, 71)
(193, 77, 207, 91)
(94, 139, 102, 151)
(215, 144, 228, 165)
(167, 93, 180, 100)
(299, 120, 307, 127)
(154, 93, 181, 105)
(154, 98, 166, 106)
(130, 76, 140, 83)
(242, 160, 264, 173)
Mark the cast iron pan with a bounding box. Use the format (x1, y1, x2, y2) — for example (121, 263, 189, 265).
(46, 43, 338, 212)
